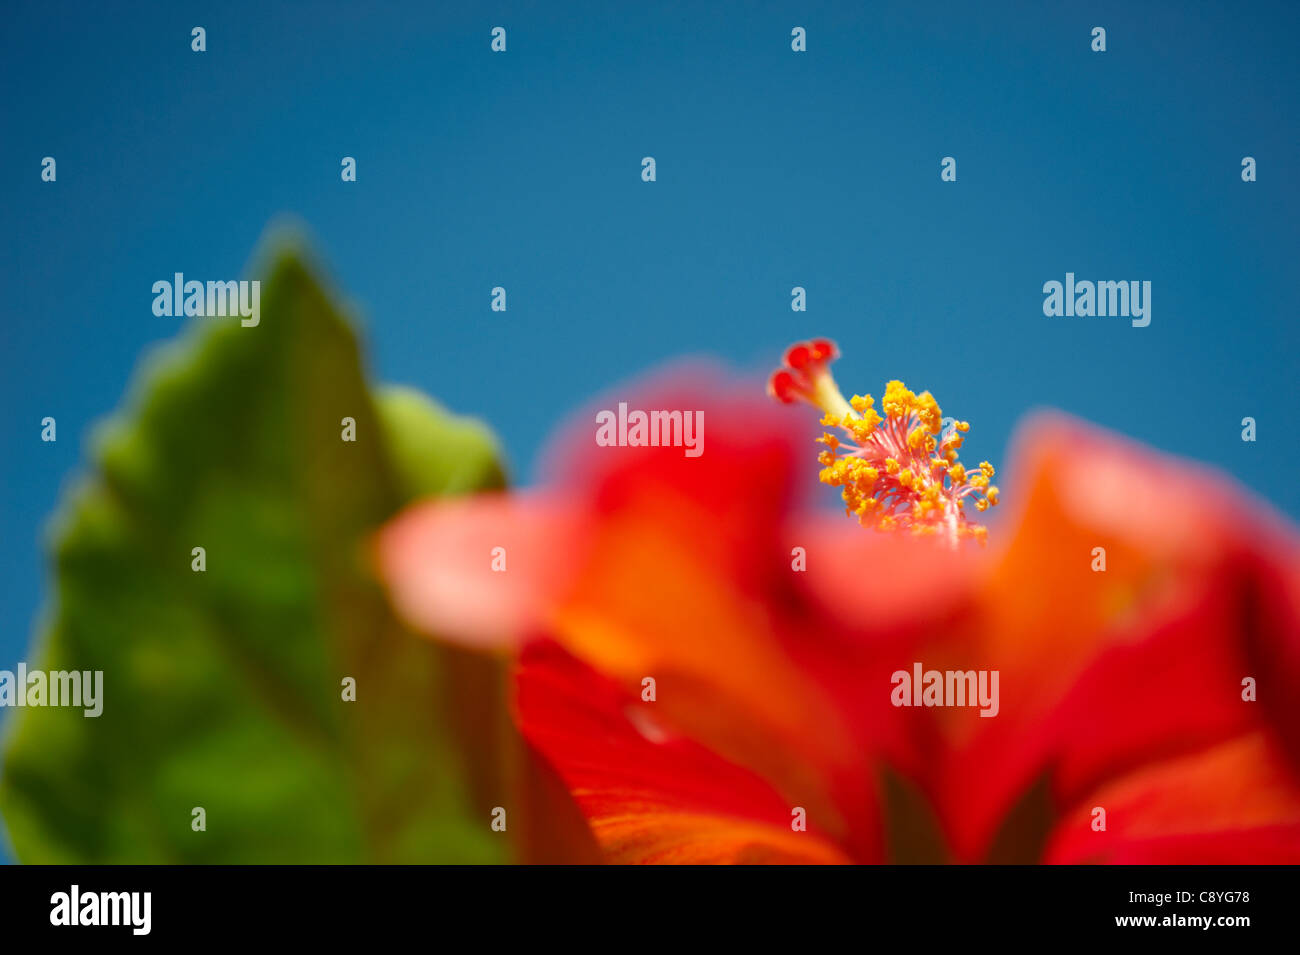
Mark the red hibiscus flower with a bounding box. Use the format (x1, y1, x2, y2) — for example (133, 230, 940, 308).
(377, 344, 1300, 864)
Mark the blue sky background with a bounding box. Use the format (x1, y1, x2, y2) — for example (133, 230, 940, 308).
(2, 1, 1298, 861)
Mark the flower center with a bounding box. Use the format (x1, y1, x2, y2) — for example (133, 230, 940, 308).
(768, 339, 999, 544)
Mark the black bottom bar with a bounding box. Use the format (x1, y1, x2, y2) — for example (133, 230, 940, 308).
(0, 864, 1289, 941)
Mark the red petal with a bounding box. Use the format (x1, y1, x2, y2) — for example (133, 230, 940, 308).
(516, 640, 854, 863)
(1044, 733, 1300, 863)
(919, 413, 1300, 861)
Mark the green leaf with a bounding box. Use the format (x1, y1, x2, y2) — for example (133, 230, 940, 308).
(375, 386, 507, 499)
(0, 243, 512, 863)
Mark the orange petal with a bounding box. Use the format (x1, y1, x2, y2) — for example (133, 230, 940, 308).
(533, 377, 898, 858)
(375, 491, 582, 649)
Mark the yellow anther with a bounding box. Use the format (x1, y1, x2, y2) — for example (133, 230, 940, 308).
(915, 391, 942, 433)
(882, 380, 916, 419)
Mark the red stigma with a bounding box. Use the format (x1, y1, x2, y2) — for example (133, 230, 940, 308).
(784, 344, 812, 370)
(767, 369, 801, 403)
